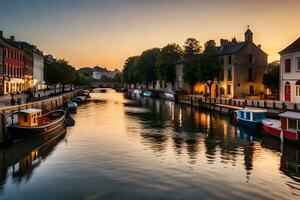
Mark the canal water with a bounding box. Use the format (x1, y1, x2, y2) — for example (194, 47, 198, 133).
(0, 90, 299, 200)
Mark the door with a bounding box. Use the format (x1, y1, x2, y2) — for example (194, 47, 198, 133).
(285, 82, 291, 101)
(215, 85, 219, 98)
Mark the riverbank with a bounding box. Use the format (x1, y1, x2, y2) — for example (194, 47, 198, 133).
(0, 89, 82, 144)
(178, 95, 299, 117)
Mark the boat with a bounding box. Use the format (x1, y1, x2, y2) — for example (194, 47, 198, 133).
(72, 96, 86, 104)
(141, 90, 153, 97)
(65, 100, 78, 113)
(234, 108, 267, 130)
(7, 109, 66, 141)
(263, 111, 300, 143)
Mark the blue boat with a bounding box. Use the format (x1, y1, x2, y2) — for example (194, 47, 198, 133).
(234, 108, 267, 130)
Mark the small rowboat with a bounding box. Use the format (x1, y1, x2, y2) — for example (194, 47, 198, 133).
(8, 109, 66, 141)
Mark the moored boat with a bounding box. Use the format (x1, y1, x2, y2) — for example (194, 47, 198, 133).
(263, 111, 300, 143)
(65, 100, 78, 113)
(7, 109, 66, 141)
(262, 118, 281, 138)
(141, 90, 153, 97)
(234, 108, 267, 130)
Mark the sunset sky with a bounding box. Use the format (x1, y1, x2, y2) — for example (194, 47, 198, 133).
(1, 0, 299, 70)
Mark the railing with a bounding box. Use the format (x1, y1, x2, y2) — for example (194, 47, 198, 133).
(178, 95, 299, 112)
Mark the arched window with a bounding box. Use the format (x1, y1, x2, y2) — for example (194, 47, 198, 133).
(249, 85, 254, 94)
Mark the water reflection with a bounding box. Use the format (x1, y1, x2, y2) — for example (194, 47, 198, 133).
(125, 93, 300, 187)
(0, 91, 299, 199)
(0, 127, 66, 192)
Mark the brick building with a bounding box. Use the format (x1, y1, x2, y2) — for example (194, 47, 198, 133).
(0, 33, 26, 95)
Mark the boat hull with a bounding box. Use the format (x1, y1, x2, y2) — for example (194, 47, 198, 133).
(236, 118, 262, 130)
(262, 120, 300, 143)
(262, 123, 281, 138)
(8, 111, 66, 142)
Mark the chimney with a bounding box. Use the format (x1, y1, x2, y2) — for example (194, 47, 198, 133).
(258, 44, 261, 49)
(0, 31, 3, 38)
(10, 35, 15, 41)
(220, 39, 230, 46)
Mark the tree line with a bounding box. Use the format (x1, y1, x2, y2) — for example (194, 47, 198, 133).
(44, 59, 91, 91)
(122, 38, 221, 95)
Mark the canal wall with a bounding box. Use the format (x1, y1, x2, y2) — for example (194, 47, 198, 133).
(0, 90, 82, 144)
(178, 95, 298, 116)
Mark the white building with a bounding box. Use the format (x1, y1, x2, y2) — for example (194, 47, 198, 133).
(92, 67, 120, 80)
(279, 37, 300, 103)
(33, 49, 45, 91)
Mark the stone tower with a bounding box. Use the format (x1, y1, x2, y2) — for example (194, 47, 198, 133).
(245, 25, 253, 43)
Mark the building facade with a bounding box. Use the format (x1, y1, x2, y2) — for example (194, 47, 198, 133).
(1, 35, 26, 95)
(279, 37, 300, 103)
(13, 41, 34, 91)
(189, 28, 268, 99)
(33, 48, 45, 91)
(92, 66, 120, 80)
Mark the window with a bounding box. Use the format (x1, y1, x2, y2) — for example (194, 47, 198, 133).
(228, 69, 232, 81)
(220, 87, 225, 95)
(288, 119, 297, 130)
(227, 85, 231, 95)
(5, 64, 8, 75)
(228, 55, 232, 64)
(249, 85, 254, 94)
(24, 115, 28, 122)
(220, 69, 224, 81)
(246, 112, 251, 120)
(248, 68, 253, 82)
(296, 81, 300, 97)
(220, 57, 224, 65)
(285, 59, 291, 73)
(297, 58, 300, 71)
(10, 51, 13, 59)
(248, 54, 253, 64)
(6, 83, 9, 93)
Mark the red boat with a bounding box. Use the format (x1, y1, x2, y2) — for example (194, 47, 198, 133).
(262, 111, 300, 143)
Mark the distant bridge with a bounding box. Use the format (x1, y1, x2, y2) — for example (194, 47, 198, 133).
(91, 81, 120, 88)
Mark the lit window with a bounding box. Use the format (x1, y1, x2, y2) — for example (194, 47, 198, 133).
(227, 85, 231, 95)
(296, 81, 300, 97)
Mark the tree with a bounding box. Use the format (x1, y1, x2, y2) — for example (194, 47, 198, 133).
(138, 48, 160, 88)
(75, 71, 91, 87)
(122, 56, 141, 87)
(197, 40, 221, 97)
(263, 62, 280, 95)
(112, 73, 121, 83)
(156, 43, 182, 88)
(44, 63, 60, 85)
(57, 59, 77, 91)
(183, 38, 202, 94)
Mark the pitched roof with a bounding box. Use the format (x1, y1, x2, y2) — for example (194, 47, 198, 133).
(217, 42, 245, 56)
(279, 111, 300, 120)
(19, 108, 42, 114)
(279, 37, 300, 55)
